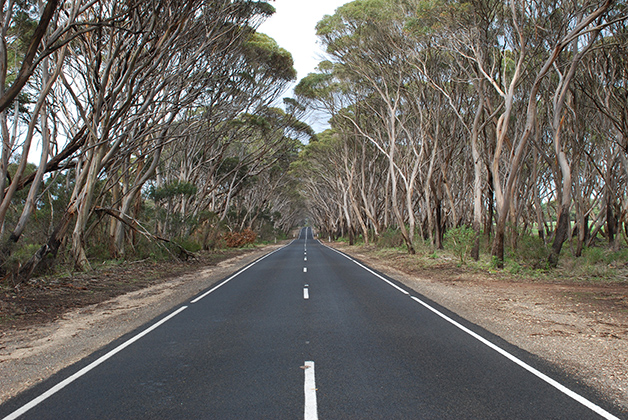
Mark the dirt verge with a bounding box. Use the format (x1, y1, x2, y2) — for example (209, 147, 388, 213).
(0, 245, 283, 404)
(1, 241, 627, 415)
(329, 242, 628, 414)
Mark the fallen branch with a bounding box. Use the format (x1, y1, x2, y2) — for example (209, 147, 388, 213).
(93, 206, 195, 260)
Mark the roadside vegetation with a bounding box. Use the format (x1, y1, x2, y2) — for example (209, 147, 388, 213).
(0, 0, 310, 289)
(1, 0, 627, 305)
(294, 0, 628, 277)
(332, 228, 628, 285)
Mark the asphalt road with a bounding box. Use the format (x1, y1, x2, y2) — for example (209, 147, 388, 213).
(0, 227, 623, 419)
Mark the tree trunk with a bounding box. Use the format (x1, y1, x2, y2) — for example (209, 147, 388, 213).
(548, 204, 570, 267)
(13, 203, 77, 285)
(470, 108, 483, 259)
(435, 194, 444, 250)
(492, 217, 505, 268)
(71, 143, 106, 271)
(486, 168, 494, 243)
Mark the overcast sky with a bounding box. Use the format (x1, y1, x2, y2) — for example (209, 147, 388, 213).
(259, 0, 348, 80)
(258, 0, 349, 132)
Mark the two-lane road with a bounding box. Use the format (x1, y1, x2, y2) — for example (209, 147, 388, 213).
(0, 227, 622, 419)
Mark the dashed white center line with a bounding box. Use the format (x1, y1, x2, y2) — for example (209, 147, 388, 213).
(303, 288, 309, 299)
(303, 361, 318, 420)
(303, 267, 307, 273)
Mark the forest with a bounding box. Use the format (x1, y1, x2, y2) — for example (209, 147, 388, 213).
(295, 0, 628, 270)
(0, 0, 313, 286)
(1, 0, 628, 287)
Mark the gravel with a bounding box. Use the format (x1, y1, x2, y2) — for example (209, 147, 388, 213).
(0, 246, 281, 404)
(1, 242, 626, 416)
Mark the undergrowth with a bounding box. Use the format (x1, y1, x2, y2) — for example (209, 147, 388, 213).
(338, 231, 628, 285)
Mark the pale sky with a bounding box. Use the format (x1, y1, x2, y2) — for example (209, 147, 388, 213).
(258, 0, 349, 132)
(259, 0, 348, 81)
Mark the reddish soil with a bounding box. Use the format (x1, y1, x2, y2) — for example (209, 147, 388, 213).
(0, 249, 249, 331)
(330, 243, 628, 414)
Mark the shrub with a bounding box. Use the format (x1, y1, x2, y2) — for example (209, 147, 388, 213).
(582, 246, 607, 265)
(376, 228, 405, 249)
(175, 238, 202, 253)
(515, 234, 549, 269)
(444, 226, 475, 264)
(5, 243, 42, 272)
(223, 228, 257, 248)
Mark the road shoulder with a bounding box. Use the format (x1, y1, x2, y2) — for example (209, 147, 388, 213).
(0, 245, 282, 404)
(328, 242, 628, 414)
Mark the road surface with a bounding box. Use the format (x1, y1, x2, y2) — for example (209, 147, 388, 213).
(0, 227, 622, 419)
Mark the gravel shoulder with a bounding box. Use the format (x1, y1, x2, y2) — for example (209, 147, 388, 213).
(0, 245, 283, 404)
(330, 242, 628, 415)
(1, 241, 627, 416)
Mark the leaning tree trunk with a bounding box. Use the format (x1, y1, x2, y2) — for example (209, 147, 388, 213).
(71, 143, 106, 271)
(13, 203, 77, 285)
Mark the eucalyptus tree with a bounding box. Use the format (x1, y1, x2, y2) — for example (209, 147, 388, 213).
(297, 0, 628, 269)
(487, 0, 613, 267)
(13, 0, 280, 281)
(409, 0, 620, 266)
(106, 7, 288, 258)
(314, 0, 434, 253)
(404, 0, 496, 258)
(0, 0, 103, 258)
(578, 19, 628, 251)
(0, 0, 87, 114)
(62, 0, 252, 269)
(153, 99, 312, 248)
(148, 30, 297, 242)
(292, 130, 346, 240)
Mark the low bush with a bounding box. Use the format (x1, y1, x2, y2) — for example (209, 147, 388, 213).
(4, 243, 42, 272)
(515, 234, 549, 269)
(376, 228, 405, 249)
(223, 228, 257, 248)
(175, 237, 202, 253)
(444, 226, 475, 264)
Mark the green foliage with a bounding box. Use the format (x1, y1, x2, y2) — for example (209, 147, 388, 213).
(4, 243, 41, 272)
(444, 225, 475, 264)
(174, 238, 202, 253)
(507, 260, 522, 275)
(87, 242, 112, 262)
(253, 1, 276, 17)
(294, 71, 335, 100)
(406, 0, 470, 35)
(581, 246, 628, 266)
(515, 234, 549, 269)
(490, 255, 502, 270)
(376, 228, 406, 249)
(148, 181, 197, 203)
(558, 246, 626, 281)
(244, 32, 296, 81)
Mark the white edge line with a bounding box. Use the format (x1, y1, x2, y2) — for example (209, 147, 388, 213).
(191, 242, 291, 304)
(409, 296, 619, 420)
(2, 306, 188, 420)
(321, 242, 619, 419)
(3, 241, 295, 420)
(323, 245, 409, 295)
(304, 361, 318, 420)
